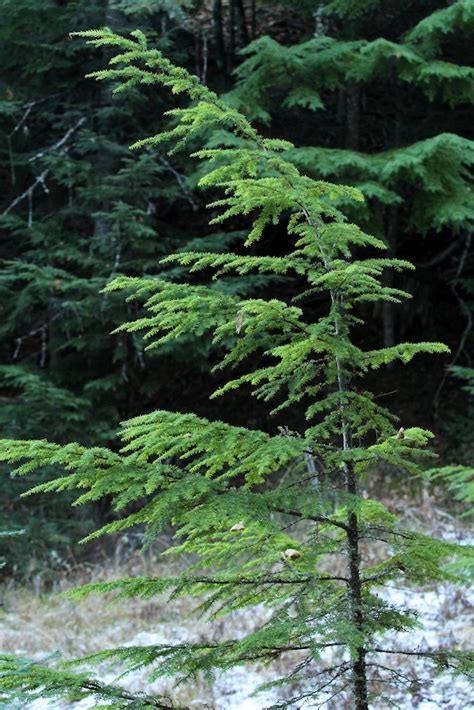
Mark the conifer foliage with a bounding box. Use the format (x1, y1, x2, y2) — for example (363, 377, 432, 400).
(230, 0, 474, 350)
(1, 29, 473, 709)
(0, 0, 209, 575)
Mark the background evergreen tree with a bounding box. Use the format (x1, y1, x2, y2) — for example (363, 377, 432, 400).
(0, 0, 236, 575)
(229, 0, 474, 357)
(0, 29, 472, 709)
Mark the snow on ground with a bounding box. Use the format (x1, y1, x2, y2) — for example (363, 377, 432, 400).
(3, 519, 473, 709)
(373, 582, 473, 709)
(12, 576, 473, 710)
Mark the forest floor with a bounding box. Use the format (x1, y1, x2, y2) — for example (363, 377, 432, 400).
(1, 490, 472, 709)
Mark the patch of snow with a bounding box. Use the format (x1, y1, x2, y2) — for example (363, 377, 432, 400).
(12, 524, 474, 708)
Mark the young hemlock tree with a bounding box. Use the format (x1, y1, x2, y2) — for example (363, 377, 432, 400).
(1, 29, 473, 709)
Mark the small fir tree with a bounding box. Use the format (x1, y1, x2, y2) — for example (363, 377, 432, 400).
(1, 29, 473, 709)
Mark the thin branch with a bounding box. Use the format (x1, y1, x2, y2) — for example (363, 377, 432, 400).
(174, 573, 345, 585)
(28, 116, 86, 163)
(361, 565, 398, 585)
(7, 102, 34, 186)
(13, 313, 61, 362)
(420, 234, 464, 268)
(3, 117, 86, 225)
(156, 153, 198, 211)
(365, 662, 415, 687)
(3, 169, 49, 219)
(80, 679, 183, 709)
(271, 506, 349, 532)
(372, 647, 454, 662)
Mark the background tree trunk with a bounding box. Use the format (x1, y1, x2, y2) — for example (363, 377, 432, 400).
(383, 208, 398, 351)
(345, 82, 360, 151)
(250, 0, 256, 38)
(229, 0, 236, 65)
(213, 0, 227, 73)
(93, 1, 123, 242)
(382, 84, 402, 352)
(235, 0, 249, 46)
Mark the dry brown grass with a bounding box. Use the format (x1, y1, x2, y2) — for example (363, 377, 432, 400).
(1, 550, 194, 657)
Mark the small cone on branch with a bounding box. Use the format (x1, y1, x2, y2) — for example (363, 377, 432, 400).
(283, 548, 302, 560)
(230, 521, 245, 532)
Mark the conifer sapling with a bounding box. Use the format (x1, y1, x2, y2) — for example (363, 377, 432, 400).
(0, 28, 473, 710)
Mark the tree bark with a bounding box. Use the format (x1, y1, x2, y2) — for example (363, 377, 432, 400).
(93, 1, 123, 242)
(332, 293, 369, 709)
(213, 0, 227, 73)
(251, 0, 256, 38)
(228, 0, 249, 66)
(234, 0, 249, 46)
(346, 473, 370, 710)
(345, 82, 360, 151)
(382, 208, 398, 351)
(229, 0, 236, 65)
(382, 80, 402, 353)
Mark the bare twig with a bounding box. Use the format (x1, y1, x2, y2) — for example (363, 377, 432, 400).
(7, 102, 34, 186)
(3, 169, 49, 221)
(28, 116, 86, 163)
(3, 117, 86, 226)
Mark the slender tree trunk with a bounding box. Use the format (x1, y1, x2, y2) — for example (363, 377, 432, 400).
(345, 82, 360, 151)
(382, 209, 398, 350)
(337, 87, 346, 146)
(213, 0, 227, 73)
(93, 1, 123, 242)
(47, 300, 59, 371)
(234, 0, 249, 46)
(346, 473, 369, 710)
(332, 292, 369, 709)
(229, 0, 236, 65)
(382, 81, 401, 352)
(251, 0, 256, 38)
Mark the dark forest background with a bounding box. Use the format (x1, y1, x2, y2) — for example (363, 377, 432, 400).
(1, 0, 473, 581)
